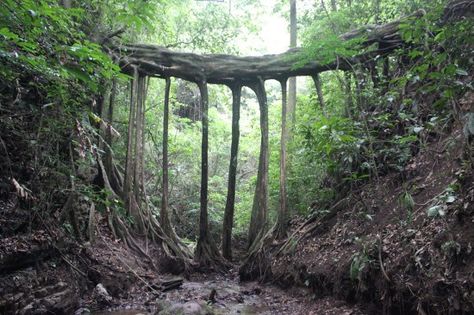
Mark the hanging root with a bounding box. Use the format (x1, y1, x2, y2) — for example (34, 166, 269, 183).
(98, 72, 196, 274)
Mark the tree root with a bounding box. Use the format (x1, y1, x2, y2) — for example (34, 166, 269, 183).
(239, 226, 275, 281)
(194, 236, 230, 273)
(276, 196, 350, 256)
(97, 108, 194, 274)
(239, 197, 351, 281)
(149, 215, 194, 266)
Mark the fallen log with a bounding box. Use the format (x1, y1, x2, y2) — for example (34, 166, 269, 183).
(149, 277, 183, 292)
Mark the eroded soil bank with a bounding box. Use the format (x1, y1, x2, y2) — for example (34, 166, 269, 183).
(270, 127, 474, 314)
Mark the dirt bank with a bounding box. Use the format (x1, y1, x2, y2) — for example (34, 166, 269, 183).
(271, 127, 474, 314)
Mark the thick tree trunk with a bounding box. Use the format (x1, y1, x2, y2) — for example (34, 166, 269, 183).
(312, 74, 326, 114)
(194, 81, 225, 269)
(133, 76, 145, 203)
(248, 78, 269, 248)
(123, 69, 138, 206)
(288, 0, 297, 125)
(103, 79, 123, 196)
(156, 78, 194, 266)
(122, 70, 145, 232)
(161, 78, 172, 233)
(222, 83, 242, 260)
(139, 78, 149, 197)
(276, 80, 288, 240)
(105, 79, 116, 178)
(198, 81, 209, 242)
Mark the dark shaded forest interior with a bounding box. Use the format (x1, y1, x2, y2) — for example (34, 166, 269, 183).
(1, 0, 474, 314)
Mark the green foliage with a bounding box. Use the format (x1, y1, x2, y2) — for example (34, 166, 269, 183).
(3, 0, 471, 247)
(300, 113, 364, 180)
(294, 32, 361, 69)
(124, 0, 260, 54)
(397, 5, 473, 110)
(399, 190, 415, 224)
(350, 238, 375, 281)
(427, 182, 458, 218)
(0, 0, 120, 93)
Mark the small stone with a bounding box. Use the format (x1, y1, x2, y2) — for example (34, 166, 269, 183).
(74, 307, 91, 315)
(92, 283, 112, 305)
(19, 303, 34, 315)
(159, 301, 214, 315)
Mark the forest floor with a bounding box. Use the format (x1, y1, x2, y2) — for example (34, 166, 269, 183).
(0, 201, 365, 315)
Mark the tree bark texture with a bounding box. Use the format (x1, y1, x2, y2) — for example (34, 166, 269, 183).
(161, 78, 172, 233)
(122, 69, 146, 232)
(312, 74, 326, 114)
(198, 81, 210, 242)
(276, 80, 288, 239)
(288, 0, 297, 125)
(248, 78, 269, 248)
(104, 78, 122, 194)
(123, 68, 138, 206)
(222, 83, 242, 260)
(133, 76, 145, 203)
(194, 81, 225, 269)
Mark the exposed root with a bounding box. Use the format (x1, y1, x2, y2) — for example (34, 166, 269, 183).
(276, 197, 350, 256)
(377, 234, 391, 283)
(239, 197, 351, 281)
(148, 215, 194, 267)
(97, 111, 193, 270)
(194, 236, 230, 273)
(239, 226, 275, 281)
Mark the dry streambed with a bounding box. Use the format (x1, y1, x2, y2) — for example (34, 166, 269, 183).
(91, 274, 363, 315)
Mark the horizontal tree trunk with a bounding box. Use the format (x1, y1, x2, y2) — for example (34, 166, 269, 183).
(112, 10, 424, 84)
